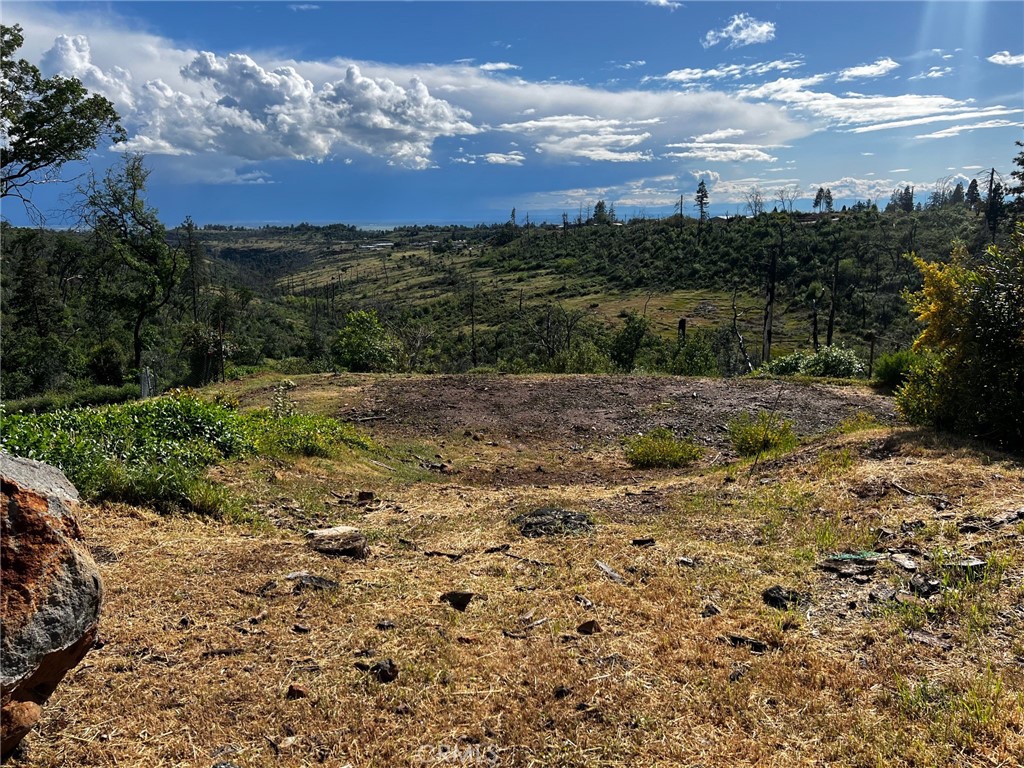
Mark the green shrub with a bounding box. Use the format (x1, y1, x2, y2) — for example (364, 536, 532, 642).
(760, 352, 808, 376)
(727, 411, 798, 456)
(760, 346, 865, 378)
(330, 309, 400, 372)
(898, 230, 1024, 449)
(624, 427, 703, 468)
(549, 341, 613, 374)
(0, 390, 372, 516)
(669, 329, 719, 376)
(801, 345, 865, 378)
(874, 349, 919, 388)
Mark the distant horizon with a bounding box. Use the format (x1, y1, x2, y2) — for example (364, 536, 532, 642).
(3, 1, 1022, 228)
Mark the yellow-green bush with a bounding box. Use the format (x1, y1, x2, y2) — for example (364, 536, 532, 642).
(898, 226, 1024, 449)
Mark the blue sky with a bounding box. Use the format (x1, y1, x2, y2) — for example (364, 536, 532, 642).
(4, 1, 1023, 227)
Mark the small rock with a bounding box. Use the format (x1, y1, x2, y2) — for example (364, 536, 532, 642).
(729, 664, 750, 683)
(762, 585, 804, 611)
(701, 602, 722, 617)
(285, 572, 340, 594)
(676, 556, 698, 568)
(513, 508, 594, 537)
(909, 573, 942, 597)
(369, 658, 399, 683)
(292, 624, 310, 634)
(357, 490, 376, 503)
(285, 684, 308, 700)
(723, 634, 769, 654)
(306, 526, 368, 559)
(906, 629, 953, 651)
(573, 594, 594, 610)
(945, 557, 987, 581)
(440, 591, 476, 611)
(576, 620, 602, 635)
(869, 587, 898, 603)
(889, 553, 918, 571)
(595, 560, 626, 585)
(631, 537, 656, 548)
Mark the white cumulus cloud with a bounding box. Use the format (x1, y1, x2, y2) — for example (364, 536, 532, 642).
(837, 57, 900, 82)
(479, 62, 521, 72)
(703, 14, 776, 49)
(484, 151, 526, 165)
(987, 51, 1024, 66)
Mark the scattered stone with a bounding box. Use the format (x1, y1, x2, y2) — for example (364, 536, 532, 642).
(762, 585, 804, 611)
(701, 602, 722, 618)
(631, 537, 656, 548)
(306, 526, 368, 559)
(440, 591, 476, 611)
(816, 558, 877, 579)
(595, 560, 626, 585)
(869, 587, 898, 603)
(1, 454, 103, 761)
(909, 573, 942, 597)
(424, 550, 464, 561)
(291, 624, 310, 635)
(369, 658, 399, 683)
(553, 685, 573, 700)
(512, 508, 595, 537)
(729, 663, 750, 683)
(676, 556, 698, 568)
(723, 634, 769, 654)
(285, 572, 340, 594)
(901, 520, 925, 534)
(357, 490, 376, 503)
(576, 620, 603, 635)
(255, 580, 278, 597)
(574, 594, 595, 610)
(889, 553, 918, 571)
(873, 527, 896, 541)
(906, 629, 953, 651)
(285, 684, 308, 700)
(944, 557, 987, 581)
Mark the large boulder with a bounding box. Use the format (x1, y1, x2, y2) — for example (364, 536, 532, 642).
(1, 453, 103, 760)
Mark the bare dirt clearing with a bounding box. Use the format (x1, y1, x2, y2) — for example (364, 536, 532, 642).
(13, 375, 1023, 768)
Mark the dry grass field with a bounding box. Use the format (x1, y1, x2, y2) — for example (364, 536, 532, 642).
(12, 375, 1024, 767)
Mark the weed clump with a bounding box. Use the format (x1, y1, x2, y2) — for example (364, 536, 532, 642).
(624, 427, 703, 468)
(727, 411, 798, 456)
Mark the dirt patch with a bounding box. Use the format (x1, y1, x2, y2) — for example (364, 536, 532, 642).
(342, 374, 894, 448)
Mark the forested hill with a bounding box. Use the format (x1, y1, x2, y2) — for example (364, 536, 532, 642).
(0, 191, 1015, 402)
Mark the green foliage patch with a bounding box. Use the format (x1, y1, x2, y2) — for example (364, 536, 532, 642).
(761, 345, 866, 378)
(623, 427, 703, 468)
(874, 349, 920, 389)
(727, 411, 798, 457)
(0, 391, 372, 517)
(898, 229, 1024, 450)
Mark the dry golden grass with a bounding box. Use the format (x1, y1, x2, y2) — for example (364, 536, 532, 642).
(12, 377, 1024, 768)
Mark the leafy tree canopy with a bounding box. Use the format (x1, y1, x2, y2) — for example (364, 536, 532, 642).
(1, 24, 124, 213)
